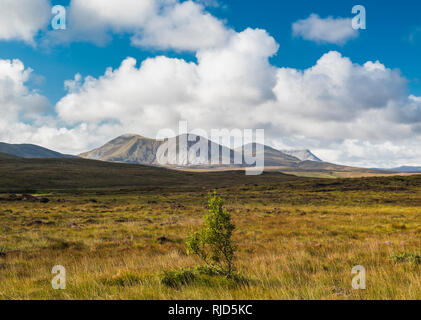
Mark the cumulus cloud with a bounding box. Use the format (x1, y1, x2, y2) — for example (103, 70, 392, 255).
(0, 59, 109, 155)
(47, 0, 232, 51)
(55, 28, 278, 131)
(0, 59, 80, 153)
(52, 47, 421, 167)
(0, 0, 50, 44)
(1, 0, 230, 51)
(272, 52, 408, 125)
(0, 59, 50, 122)
(131, 0, 231, 51)
(45, 0, 155, 45)
(292, 14, 358, 44)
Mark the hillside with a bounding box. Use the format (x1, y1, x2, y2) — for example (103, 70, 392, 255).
(0, 155, 418, 194)
(0, 142, 76, 159)
(79, 135, 162, 165)
(0, 152, 20, 159)
(0, 156, 296, 193)
(234, 143, 301, 166)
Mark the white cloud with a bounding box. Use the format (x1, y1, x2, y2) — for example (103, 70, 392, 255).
(131, 0, 231, 51)
(272, 51, 408, 126)
(57, 55, 198, 128)
(292, 14, 358, 44)
(47, 0, 232, 51)
(0, 59, 49, 122)
(51, 47, 421, 167)
(0, 0, 50, 44)
(0, 59, 79, 153)
(55, 28, 278, 130)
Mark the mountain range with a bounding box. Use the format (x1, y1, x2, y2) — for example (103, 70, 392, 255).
(0, 136, 321, 169)
(79, 134, 320, 169)
(0, 135, 419, 175)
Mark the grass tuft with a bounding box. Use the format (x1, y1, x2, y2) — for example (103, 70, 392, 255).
(161, 269, 196, 288)
(102, 272, 144, 287)
(390, 252, 421, 264)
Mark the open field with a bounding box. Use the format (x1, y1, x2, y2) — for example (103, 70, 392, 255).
(280, 170, 421, 179)
(177, 165, 418, 179)
(0, 157, 420, 300)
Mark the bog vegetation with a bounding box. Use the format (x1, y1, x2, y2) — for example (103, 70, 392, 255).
(0, 166, 420, 299)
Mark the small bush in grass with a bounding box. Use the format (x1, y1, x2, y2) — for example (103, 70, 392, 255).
(161, 268, 196, 288)
(390, 252, 421, 264)
(194, 265, 223, 276)
(186, 192, 236, 277)
(103, 272, 143, 287)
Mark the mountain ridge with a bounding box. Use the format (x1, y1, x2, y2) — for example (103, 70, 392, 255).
(79, 134, 327, 170)
(0, 142, 77, 159)
(281, 149, 322, 162)
(80, 134, 400, 176)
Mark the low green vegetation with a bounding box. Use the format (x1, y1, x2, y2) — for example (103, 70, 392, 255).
(161, 192, 242, 289)
(0, 165, 420, 300)
(161, 269, 196, 289)
(186, 192, 237, 277)
(390, 252, 421, 264)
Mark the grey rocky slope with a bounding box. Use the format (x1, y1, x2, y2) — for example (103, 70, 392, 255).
(281, 149, 322, 162)
(80, 134, 327, 169)
(79, 134, 240, 168)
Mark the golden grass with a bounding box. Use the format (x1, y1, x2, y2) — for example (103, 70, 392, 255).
(0, 182, 420, 300)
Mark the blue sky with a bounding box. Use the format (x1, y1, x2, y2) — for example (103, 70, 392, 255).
(1, 0, 421, 167)
(2, 0, 420, 104)
(226, 0, 421, 94)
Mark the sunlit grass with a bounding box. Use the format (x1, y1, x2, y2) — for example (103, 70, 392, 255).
(0, 177, 420, 300)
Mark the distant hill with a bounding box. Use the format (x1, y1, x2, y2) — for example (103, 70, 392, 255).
(234, 143, 301, 167)
(79, 134, 161, 165)
(281, 149, 322, 162)
(387, 166, 421, 172)
(0, 142, 76, 159)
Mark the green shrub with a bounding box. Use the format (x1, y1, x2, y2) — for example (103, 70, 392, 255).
(194, 265, 224, 276)
(161, 268, 196, 288)
(186, 192, 236, 277)
(390, 252, 421, 264)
